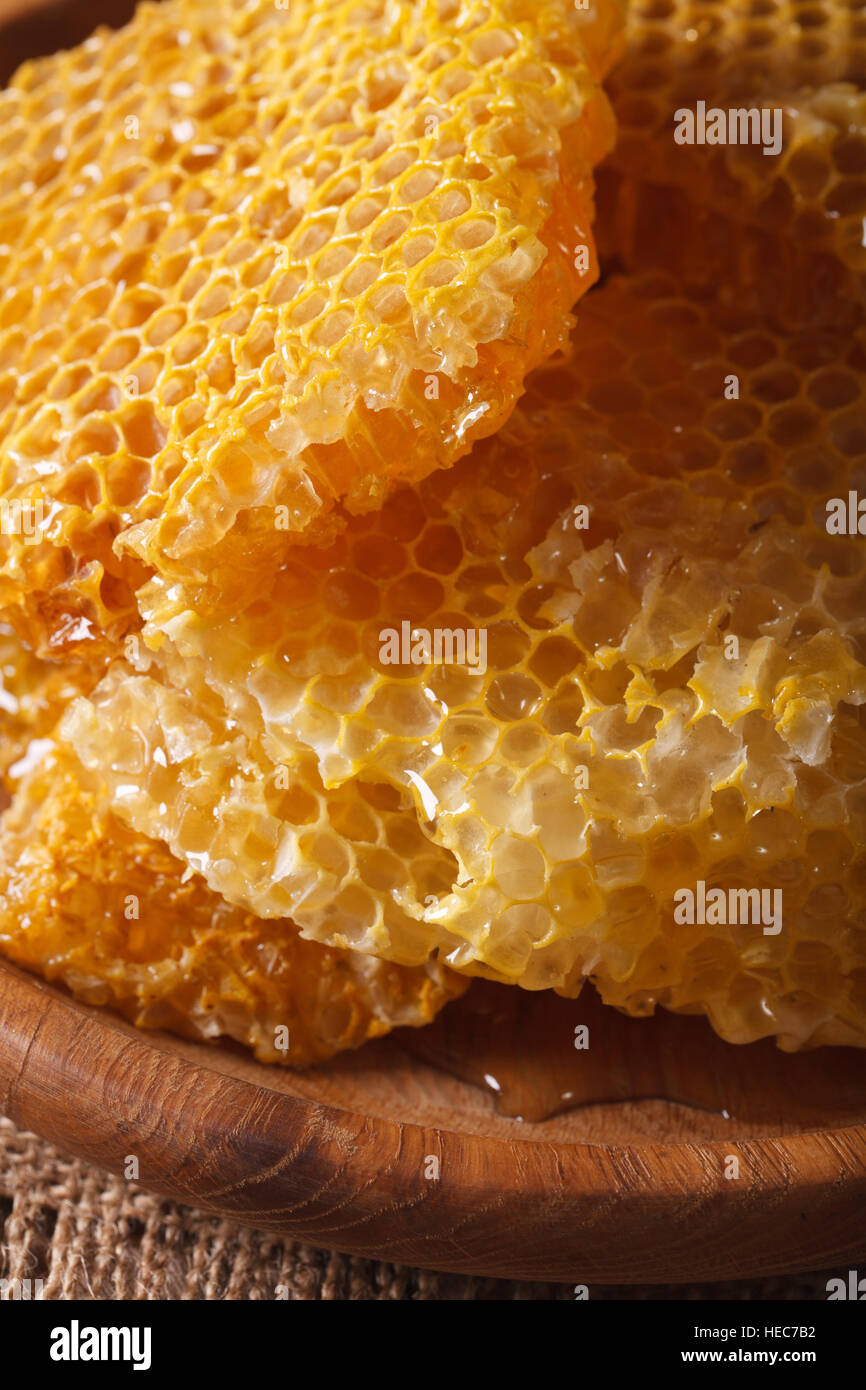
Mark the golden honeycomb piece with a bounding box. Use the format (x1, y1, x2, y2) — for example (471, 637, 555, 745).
(65, 273, 866, 1049)
(0, 0, 620, 657)
(598, 0, 866, 322)
(0, 739, 467, 1065)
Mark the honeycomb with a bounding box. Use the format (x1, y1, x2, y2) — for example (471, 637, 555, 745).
(0, 0, 620, 657)
(0, 739, 466, 1065)
(598, 0, 866, 321)
(65, 273, 866, 1050)
(2, 0, 865, 1062)
(597, 173, 866, 332)
(0, 623, 98, 783)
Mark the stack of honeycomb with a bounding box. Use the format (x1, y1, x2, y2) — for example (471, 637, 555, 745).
(0, 0, 621, 1063)
(65, 272, 866, 1048)
(0, 0, 864, 1063)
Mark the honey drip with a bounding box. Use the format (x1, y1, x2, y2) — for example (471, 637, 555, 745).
(397, 980, 866, 1125)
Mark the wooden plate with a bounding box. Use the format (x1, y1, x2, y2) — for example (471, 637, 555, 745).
(1, 958, 864, 1283)
(1, 0, 864, 1286)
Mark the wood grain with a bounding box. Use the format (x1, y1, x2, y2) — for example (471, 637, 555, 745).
(1, 959, 864, 1283)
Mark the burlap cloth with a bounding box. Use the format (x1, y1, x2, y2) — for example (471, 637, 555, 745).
(0, 1114, 842, 1301)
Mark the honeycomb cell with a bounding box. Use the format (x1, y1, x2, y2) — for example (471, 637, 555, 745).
(0, 0, 621, 657)
(0, 740, 467, 1065)
(0, 623, 99, 784)
(597, 0, 866, 324)
(64, 273, 866, 1049)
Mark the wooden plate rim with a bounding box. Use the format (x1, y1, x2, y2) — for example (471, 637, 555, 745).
(2, 959, 865, 1283)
